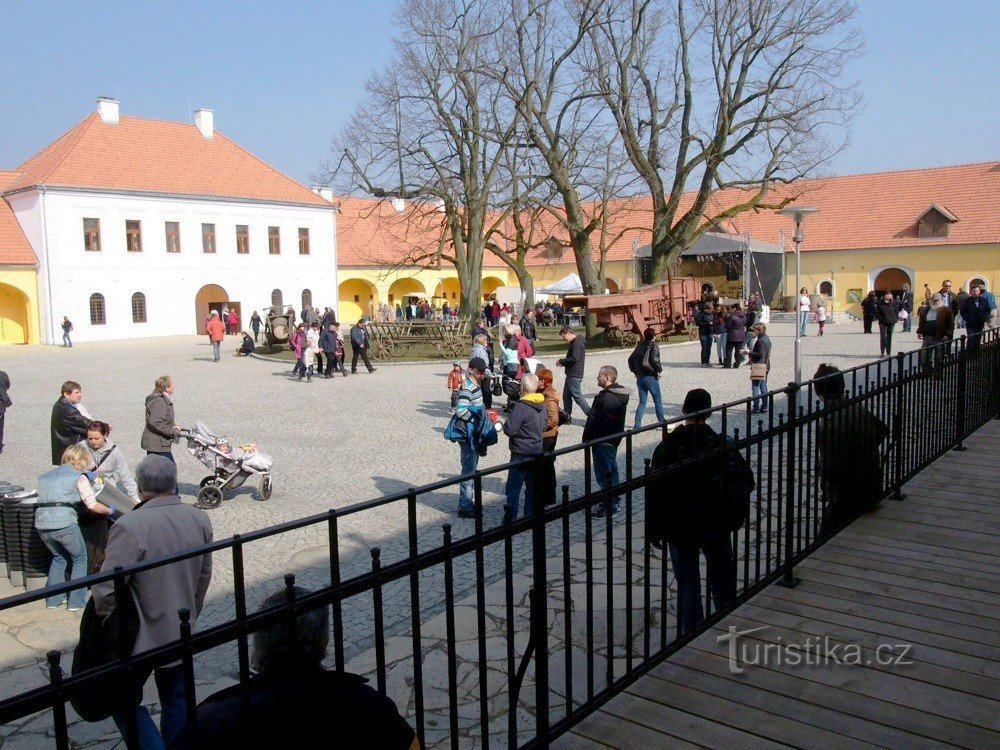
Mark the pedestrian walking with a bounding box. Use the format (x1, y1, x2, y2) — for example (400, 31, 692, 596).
(712, 307, 726, 366)
(723, 304, 747, 368)
(748, 324, 771, 414)
(628, 328, 665, 428)
(61, 316, 74, 347)
(454, 357, 488, 518)
(227, 309, 240, 336)
(205, 310, 225, 362)
(36, 444, 113, 611)
(861, 291, 877, 334)
(557, 326, 591, 419)
(960, 284, 991, 351)
(898, 284, 914, 333)
(447, 361, 464, 408)
(816, 301, 827, 336)
(502, 373, 547, 521)
(583, 366, 629, 517)
(916, 293, 955, 374)
(289, 323, 306, 377)
(798, 287, 811, 337)
(350, 319, 377, 374)
(141, 375, 181, 466)
(302, 322, 320, 381)
(874, 290, 898, 357)
(0, 370, 10, 453)
(696, 302, 715, 366)
(250, 310, 262, 342)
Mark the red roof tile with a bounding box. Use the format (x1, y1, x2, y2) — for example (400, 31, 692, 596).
(3, 114, 330, 207)
(0, 171, 37, 265)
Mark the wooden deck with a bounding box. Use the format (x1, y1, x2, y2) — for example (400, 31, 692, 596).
(556, 420, 1000, 749)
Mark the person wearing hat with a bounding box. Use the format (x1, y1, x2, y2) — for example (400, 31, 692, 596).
(916, 292, 955, 373)
(205, 310, 226, 362)
(647, 388, 735, 635)
(454, 357, 488, 518)
(447, 360, 464, 409)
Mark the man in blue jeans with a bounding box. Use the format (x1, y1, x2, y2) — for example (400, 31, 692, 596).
(502, 373, 547, 520)
(583, 366, 629, 517)
(94, 456, 213, 750)
(556, 326, 591, 420)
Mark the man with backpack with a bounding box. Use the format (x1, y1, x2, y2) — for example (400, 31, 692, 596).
(647, 388, 752, 635)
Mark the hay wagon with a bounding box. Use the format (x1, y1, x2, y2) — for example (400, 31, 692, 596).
(570, 277, 702, 348)
(366, 319, 471, 360)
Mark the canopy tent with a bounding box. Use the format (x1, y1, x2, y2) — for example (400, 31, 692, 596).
(536, 273, 583, 296)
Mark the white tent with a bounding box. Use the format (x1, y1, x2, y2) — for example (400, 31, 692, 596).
(536, 273, 583, 295)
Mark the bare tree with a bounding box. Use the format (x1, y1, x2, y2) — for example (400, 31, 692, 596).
(585, 0, 862, 280)
(324, 0, 522, 320)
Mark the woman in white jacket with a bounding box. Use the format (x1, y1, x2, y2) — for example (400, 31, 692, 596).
(79, 421, 141, 505)
(303, 322, 321, 382)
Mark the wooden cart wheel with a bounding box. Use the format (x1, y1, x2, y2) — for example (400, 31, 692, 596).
(671, 311, 684, 325)
(622, 331, 640, 349)
(604, 326, 622, 346)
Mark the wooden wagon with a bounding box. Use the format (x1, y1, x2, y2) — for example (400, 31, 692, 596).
(366, 320, 471, 360)
(570, 277, 702, 348)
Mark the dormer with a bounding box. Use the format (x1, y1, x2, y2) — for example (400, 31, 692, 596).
(916, 204, 958, 239)
(541, 236, 566, 260)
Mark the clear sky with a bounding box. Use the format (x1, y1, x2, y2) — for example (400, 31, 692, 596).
(1, 0, 997, 186)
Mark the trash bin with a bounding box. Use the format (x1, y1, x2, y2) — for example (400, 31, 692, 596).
(2, 493, 27, 587)
(17, 493, 50, 592)
(0, 485, 24, 578)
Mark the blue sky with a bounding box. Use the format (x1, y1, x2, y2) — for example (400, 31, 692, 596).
(1, 0, 997, 186)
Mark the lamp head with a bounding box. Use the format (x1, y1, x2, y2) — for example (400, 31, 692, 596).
(777, 205, 819, 243)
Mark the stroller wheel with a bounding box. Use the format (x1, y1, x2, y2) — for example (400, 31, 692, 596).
(199, 476, 217, 488)
(196, 483, 224, 509)
(258, 475, 273, 501)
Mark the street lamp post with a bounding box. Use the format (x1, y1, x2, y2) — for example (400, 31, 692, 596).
(778, 206, 820, 389)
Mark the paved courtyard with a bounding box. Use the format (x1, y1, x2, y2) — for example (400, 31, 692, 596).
(0, 318, 928, 747)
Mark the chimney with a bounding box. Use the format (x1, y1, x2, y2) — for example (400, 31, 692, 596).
(96, 97, 119, 124)
(194, 108, 214, 138)
(312, 186, 334, 202)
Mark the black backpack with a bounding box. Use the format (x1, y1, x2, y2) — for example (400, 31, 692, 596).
(703, 436, 755, 533)
(70, 590, 141, 721)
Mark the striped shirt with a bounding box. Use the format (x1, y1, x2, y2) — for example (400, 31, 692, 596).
(455, 376, 483, 422)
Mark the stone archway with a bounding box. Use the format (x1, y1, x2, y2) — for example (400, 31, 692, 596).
(0, 283, 29, 344)
(482, 276, 505, 300)
(388, 278, 426, 305)
(339, 278, 378, 323)
(872, 267, 912, 295)
(605, 277, 620, 293)
(434, 277, 462, 304)
(194, 283, 230, 333)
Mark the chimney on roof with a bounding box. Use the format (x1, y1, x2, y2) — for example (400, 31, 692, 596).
(194, 108, 214, 139)
(312, 186, 334, 202)
(96, 97, 119, 125)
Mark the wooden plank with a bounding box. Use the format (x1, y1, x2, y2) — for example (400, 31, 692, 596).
(808, 546, 1000, 593)
(560, 708, 701, 750)
(651, 659, 951, 750)
(670, 646, 999, 749)
(795, 557, 1000, 608)
(866, 506, 1000, 534)
(550, 729, 617, 750)
(823, 536, 1000, 578)
(600, 691, 793, 750)
(632, 672, 884, 749)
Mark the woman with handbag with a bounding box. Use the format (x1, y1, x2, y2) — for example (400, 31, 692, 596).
(748, 323, 771, 414)
(627, 328, 666, 428)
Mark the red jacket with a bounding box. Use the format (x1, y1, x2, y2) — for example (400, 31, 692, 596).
(205, 318, 226, 342)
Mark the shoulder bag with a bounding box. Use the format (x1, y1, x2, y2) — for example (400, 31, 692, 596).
(750, 363, 768, 381)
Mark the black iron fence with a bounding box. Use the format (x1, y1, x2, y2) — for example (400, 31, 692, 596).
(1, 329, 997, 749)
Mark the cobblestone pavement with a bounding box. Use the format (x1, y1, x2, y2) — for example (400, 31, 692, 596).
(0, 319, 920, 747)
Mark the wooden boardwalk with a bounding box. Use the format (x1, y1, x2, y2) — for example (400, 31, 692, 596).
(556, 420, 1000, 749)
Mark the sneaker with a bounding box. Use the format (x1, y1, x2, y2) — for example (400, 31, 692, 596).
(46, 602, 66, 609)
(68, 604, 85, 612)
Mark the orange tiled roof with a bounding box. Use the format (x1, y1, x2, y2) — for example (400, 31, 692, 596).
(338, 162, 1000, 268)
(3, 114, 331, 207)
(0, 171, 37, 265)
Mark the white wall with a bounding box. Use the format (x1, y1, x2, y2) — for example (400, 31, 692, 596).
(12, 189, 338, 343)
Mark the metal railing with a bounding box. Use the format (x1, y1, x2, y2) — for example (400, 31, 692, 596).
(1, 328, 997, 750)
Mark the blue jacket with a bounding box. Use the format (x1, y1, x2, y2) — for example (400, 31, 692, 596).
(36, 464, 83, 531)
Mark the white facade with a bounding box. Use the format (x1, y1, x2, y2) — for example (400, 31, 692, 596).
(8, 188, 338, 343)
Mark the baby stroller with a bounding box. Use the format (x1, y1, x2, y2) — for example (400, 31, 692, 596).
(182, 421, 274, 509)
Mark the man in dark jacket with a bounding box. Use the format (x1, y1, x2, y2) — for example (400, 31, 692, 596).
(627, 328, 665, 428)
(583, 366, 629, 517)
(647, 388, 735, 635)
(874, 291, 899, 357)
(723, 305, 747, 368)
(502, 373, 548, 520)
(349, 319, 376, 374)
(898, 283, 914, 332)
(917, 293, 955, 374)
(961, 285, 991, 351)
(50, 380, 91, 465)
(0, 370, 11, 453)
(519, 310, 538, 345)
(557, 326, 591, 419)
(319, 324, 341, 377)
(861, 291, 877, 334)
(695, 303, 716, 366)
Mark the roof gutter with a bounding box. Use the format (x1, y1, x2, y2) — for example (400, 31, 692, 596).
(39, 185, 55, 345)
(2, 184, 335, 211)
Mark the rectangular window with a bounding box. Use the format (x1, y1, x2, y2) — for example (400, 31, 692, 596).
(165, 221, 181, 253)
(126, 220, 142, 253)
(268, 226, 280, 255)
(202, 223, 216, 253)
(236, 225, 250, 254)
(298, 227, 310, 255)
(83, 218, 101, 252)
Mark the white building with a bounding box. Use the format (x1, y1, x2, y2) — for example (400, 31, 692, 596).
(2, 98, 338, 343)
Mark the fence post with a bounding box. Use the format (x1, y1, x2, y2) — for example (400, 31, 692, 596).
(178, 608, 198, 745)
(954, 335, 968, 451)
(776, 383, 800, 588)
(47, 651, 69, 750)
(892, 351, 907, 501)
(532, 469, 550, 748)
